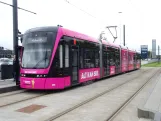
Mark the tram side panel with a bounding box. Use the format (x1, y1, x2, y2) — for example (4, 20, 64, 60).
(128, 51, 135, 71)
(136, 53, 141, 69)
(121, 49, 128, 72)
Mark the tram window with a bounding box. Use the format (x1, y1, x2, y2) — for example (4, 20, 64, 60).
(80, 48, 84, 68)
(115, 53, 120, 66)
(138, 54, 141, 59)
(54, 49, 60, 68)
(95, 50, 99, 67)
(107, 52, 110, 65)
(65, 45, 69, 67)
(109, 52, 115, 66)
(59, 45, 63, 68)
(90, 50, 95, 68)
(84, 49, 90, 68)
(84, 49, 95, 68)
(136, 54, 140, 60)
(103, 51, 107, 67)
(128, 55, 131, 60)
(129, 54, 133, 62)
(134, 55, 136, 62)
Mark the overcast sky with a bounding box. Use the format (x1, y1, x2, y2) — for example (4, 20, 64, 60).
(0, 0, 161, 52)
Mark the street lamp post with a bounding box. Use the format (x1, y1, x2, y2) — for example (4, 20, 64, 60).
(118, 12, 122, 45)
(12, 0, 36, 85)
(12, 0, 19, 85)
(123, 24, 125, 46)
(1, 0, 36, 85)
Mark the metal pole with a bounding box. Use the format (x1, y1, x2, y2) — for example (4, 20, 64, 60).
(158, 45, 160, 63)
(99, 33, 103, 78)
(159, 46, 160, 56)
(118, 12, 122, 45)
(158, 45, 159, 57)
(123, 25, 125, 46)
(0, 1, 36, 14)
(100, 43, 103, 78)
(13, 0, 19, 85)
(159, 46, 160, 63)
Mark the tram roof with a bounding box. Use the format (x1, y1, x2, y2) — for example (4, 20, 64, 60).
(24, 26, 99, 43)
(60, 27, 99, 43)
(102, 40, 120, 48)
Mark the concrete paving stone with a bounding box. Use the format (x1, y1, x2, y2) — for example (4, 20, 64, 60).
(0, 68, 156, 121)
(0, 90, 25, 98)
(111, 68, 161, 121)
(0, 79, 14, 86)
(137, 69, 161, 120)
(51, 68, 158, 121)
(144, 75, 161, 112)
(0, 79, 19, 94)
(139, 118, 152, 121)
(0, 85, 19, 94)
(0, 83, 16, 88)
(0, 91, 47, 107)
(0, 78, 19, 94)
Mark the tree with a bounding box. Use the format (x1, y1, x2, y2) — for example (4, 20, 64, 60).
(148, 51, 151, 58)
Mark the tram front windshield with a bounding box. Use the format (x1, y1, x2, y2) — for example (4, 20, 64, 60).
(21, 32, 55, 69)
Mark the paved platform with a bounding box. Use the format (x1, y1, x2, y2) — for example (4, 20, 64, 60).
(138, 71, 161, 120)
(0, 78, 19, 94)
(139, 118, 152, 121)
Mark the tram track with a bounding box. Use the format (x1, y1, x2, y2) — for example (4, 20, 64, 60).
(106, 68, 161, 121)
(0, 90, 52, 108)
(44, 69, 152, 121)
(0, 69, 145, 109)
(0, 89, 26, 98)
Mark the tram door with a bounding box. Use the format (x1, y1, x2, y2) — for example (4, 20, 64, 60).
(71, 46, 79, 85)
(103, 50, 110, 76)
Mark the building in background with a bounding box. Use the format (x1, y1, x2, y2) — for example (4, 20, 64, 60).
(152, 39, 156, 58)
(0, 46, 13, 58)
(141, 45, 148, 59)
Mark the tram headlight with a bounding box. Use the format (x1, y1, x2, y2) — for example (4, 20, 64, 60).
(21, 74, 47, 77)
(36, 74, 47, 77)
(21, 74, 26, 77)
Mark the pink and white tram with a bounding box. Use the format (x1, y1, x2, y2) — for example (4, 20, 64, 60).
(19, 26, 141, 90)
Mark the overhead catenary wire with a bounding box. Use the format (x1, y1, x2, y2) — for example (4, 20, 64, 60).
(64, 0, 118, 43)
(0, 1, 36, 14)
(65, 0, 96, 19)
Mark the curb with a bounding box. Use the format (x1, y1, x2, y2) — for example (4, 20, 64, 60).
(138, 107, 155, 119)
(138, 107, 161, 120)
(0, 85, 20, 94)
